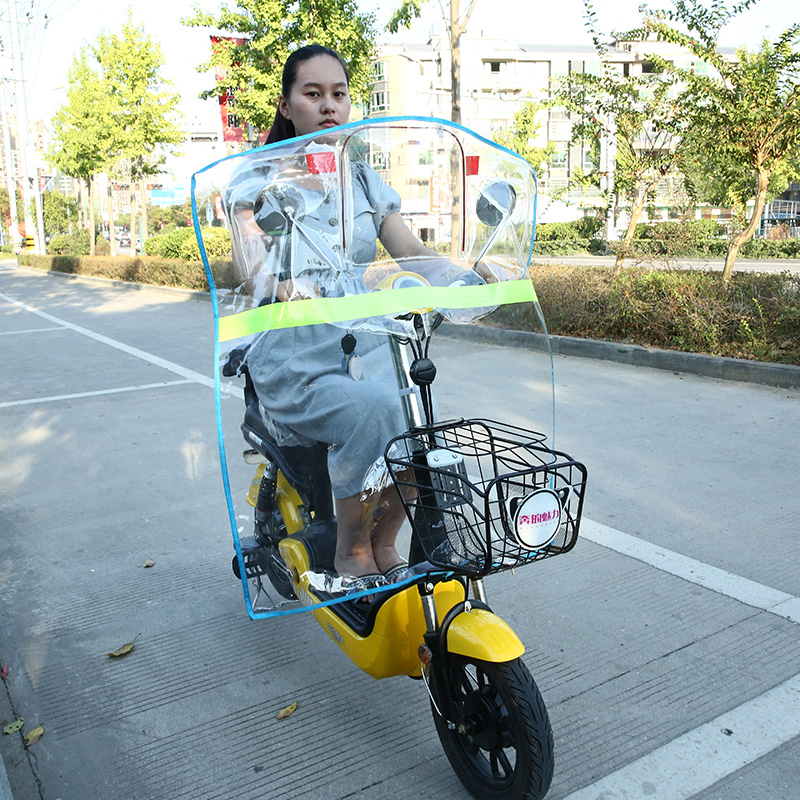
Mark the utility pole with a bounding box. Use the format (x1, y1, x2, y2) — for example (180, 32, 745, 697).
(599, 112, 618, 246)
(8, 0, 46, 254)
(0, 83, 19, 250)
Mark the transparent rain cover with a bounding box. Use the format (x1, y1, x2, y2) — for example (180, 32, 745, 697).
(191, 117, 556, 619)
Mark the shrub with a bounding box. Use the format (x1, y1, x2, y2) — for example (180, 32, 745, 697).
(145, 227, 232, 260)
(17, 253, 227, 292)
(489, 265, 800, 365)
(48, 230, 110, 256)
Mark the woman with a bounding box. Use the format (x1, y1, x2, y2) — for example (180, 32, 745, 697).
(246, 45, 487, 588)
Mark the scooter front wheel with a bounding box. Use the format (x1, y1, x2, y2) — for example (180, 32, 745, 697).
(431, 656, 554, 800)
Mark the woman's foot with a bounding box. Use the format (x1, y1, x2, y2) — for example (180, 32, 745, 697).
(334, 550, 380, 579)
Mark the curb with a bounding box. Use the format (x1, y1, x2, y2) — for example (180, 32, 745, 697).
(7, 262, 799, 390)
(439, 323, 800, 390)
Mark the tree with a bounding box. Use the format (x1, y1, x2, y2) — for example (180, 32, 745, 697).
(183, 0, 378, 134)
(544, 1, 686, 270)
(42, 191, 79, 238)
(552, 64, 683, 270)
(387, 0, 479, 125)
(95, 12, 184, 249)
(645, 2, 800, 281)
(494, 102, 555, 175)
(49, 49, 115, 255)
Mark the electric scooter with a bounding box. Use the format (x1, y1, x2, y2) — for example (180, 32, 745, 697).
(192, 117, 587, 800)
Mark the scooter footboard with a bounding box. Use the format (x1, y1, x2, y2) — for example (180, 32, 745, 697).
(445, 606, 524, 663)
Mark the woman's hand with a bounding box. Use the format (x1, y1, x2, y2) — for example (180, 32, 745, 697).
(276, 278, 321, 301)
(475, 262, 502, 283)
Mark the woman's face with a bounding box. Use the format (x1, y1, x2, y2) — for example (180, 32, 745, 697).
(279, 54, 351, 138)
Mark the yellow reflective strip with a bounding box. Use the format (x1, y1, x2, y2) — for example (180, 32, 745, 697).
(217, 279, 536, 341)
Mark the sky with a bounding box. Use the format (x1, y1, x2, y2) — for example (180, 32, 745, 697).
(6, 0, 797, 129)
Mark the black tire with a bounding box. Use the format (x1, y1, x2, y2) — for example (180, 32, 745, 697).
(263, 544, 297, 600)
(431, 656, 554, 800)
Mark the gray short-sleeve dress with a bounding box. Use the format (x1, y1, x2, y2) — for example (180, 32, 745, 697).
(246, 162, 408, 499)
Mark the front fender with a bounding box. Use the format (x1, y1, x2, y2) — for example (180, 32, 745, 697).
(446, 608, 525, 662)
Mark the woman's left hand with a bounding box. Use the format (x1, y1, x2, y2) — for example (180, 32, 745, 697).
(475, 262, 502, 283)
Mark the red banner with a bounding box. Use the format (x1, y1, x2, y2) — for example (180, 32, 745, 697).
(211, 36, 246, 143)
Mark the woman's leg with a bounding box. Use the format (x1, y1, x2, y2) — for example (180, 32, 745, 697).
(333, 495, 380, 577)
(333, 479, 415, 577)
(370, 480, 415, 573)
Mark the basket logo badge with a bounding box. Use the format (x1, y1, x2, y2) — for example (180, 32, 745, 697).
(513, 489, 562, 549)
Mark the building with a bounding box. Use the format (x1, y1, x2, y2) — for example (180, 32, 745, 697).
(371, 34, 736, 224)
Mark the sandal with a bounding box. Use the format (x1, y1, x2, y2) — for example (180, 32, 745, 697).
(382, 562, 409, 582)
(340, 573, 387, 604)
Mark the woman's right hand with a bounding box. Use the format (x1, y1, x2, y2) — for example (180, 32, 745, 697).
(276, 278, 321, 301)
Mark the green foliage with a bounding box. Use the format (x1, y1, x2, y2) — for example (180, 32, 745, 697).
(144, 227, 232, 260)
(149, 201, 193, 232)
(48, 230, 110, 256)
(42, 192, 80, 238)
(551, 3, 684, 211)
(494, 102, 555, 174)
(642, 2, 800, 276)
(49, 49, 115, 182)
(183, 0, 378, 133)
(19, 253, 214, 291)
(490, 265, 800, 365)
(0, 186, 22, 230)
(94, 12, 184, 181)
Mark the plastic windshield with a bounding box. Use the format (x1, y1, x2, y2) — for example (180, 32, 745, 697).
(192, 117, 556, 618)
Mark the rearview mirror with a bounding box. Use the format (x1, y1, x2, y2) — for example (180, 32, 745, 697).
(476, 181, 516, 227)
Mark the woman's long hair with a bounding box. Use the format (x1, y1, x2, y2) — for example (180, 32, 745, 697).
(266, 45, 350, 144)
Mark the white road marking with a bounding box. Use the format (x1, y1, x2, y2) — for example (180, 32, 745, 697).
(561, 672, 800, 800)
(581, 519, 800, 624)
(0, 380, 194, 408)
(0, 291, 216, 388)
(0, 326, 64, 335)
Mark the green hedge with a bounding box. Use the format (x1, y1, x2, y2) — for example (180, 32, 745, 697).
(144, 226, 232, 260)
(16, 253, 237, 292)
(490, 265, 800, 365)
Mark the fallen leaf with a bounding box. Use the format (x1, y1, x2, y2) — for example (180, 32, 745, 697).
(276, 700, 298, 720)
(107, 634, 141, 658)
(23, 725, 44, 747)
(3, 718, 24, 735)
(142, 558, 155, 568)
(1, 664, 8, 680)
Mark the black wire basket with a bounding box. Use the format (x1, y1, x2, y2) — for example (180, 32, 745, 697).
(385, 419, 588, 577)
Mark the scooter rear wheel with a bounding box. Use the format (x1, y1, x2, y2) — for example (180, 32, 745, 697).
(431, 656, 554, 800)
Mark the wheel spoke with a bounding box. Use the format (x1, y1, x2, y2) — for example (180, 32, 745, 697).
(489, 747, 513, 779)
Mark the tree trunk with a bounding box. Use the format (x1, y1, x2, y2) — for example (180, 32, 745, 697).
(450, 0, 461, 126)
(140, 180, 148, 250)
(88, 175, 96, 257)
(614, 186, 650, 274)
(130, 184, 138, 258)
(722, 166, 770, 282)
(108, 177, 117, 257)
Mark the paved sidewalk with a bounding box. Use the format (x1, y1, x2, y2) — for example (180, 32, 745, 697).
(2, 263, 799, 800)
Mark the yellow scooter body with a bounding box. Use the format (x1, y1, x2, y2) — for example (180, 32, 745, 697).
(279, 537, 525, 679)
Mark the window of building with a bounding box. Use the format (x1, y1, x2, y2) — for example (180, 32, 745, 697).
(369, 150, 391, 170)
(550, 145, 568, 169)
(372, 61, 386, 81)
(370, 90, 388, 112)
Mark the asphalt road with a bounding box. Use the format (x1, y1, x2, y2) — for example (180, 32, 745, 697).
(1, 262, 799, 800)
